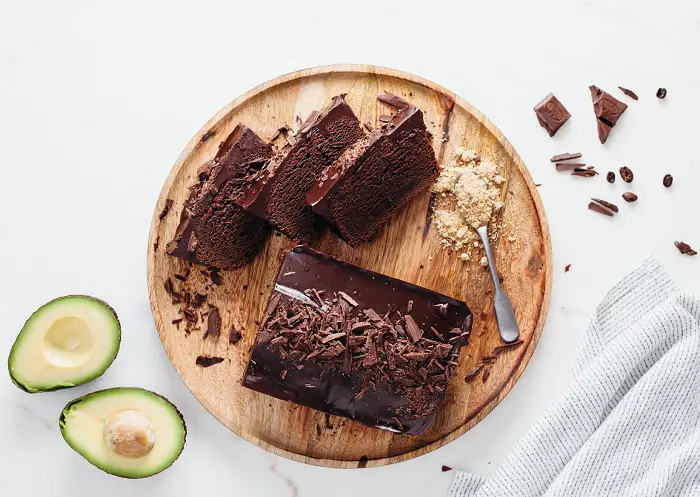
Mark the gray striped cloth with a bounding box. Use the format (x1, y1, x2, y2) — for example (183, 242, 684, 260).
(450, 257, 700, 496)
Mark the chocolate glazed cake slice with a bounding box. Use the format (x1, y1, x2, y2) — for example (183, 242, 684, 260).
(167, 125, 273, 270)
(305, 93, 439, 246)
(237, 95, 365, 243)
(242, 246, 472, 435)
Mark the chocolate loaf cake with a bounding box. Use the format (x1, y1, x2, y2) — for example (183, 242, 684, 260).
(242, 246, 472, 435)
(305, 94, 439, 246)
(237, 95, 364, 243)
(167, 125, 273, 270)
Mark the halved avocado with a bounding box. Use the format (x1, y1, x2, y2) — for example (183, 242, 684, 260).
(60, 388, 186, 478)
(8, 295, 121, 393)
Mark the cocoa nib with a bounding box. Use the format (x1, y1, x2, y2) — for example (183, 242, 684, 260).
(158, 199, 173, 220)
(622, 192, 638, 202)
(675, 241, 697, 256)
(618, 86, 639, 100)
(663, 174, 673, 188)
(619, 166, 634, 183)
(607, 171, 616, 183)
(550, 152, 582, 162)
(196, 355, 224, 367)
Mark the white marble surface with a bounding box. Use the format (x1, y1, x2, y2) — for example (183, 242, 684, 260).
(1, 0, 699, 495)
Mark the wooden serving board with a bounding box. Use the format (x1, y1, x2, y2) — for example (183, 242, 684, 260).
(147, 65, 551, 468)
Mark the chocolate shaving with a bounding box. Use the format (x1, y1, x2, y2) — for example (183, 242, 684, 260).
(377, 92, 411, 110)
(266, 294, 282, 315)
(204, 306, 221, 340)
(571, 168, 598, 177)
(618, 86, 639, 100)
(591, 198, 619, 213)
(675, 241, 697, 256)
(392, 417, 404, 430)
(555, 162, 586, 172)
(404, 315, 423, 343)
(588, 202, 615, 217)
(338, 291, 358, 307)
(491, 339, 524, 355)
(164, 278, 181, 302)
(407, 300, 413, 313)
(550, 152, 582, 162)
(378, 114, 393, 123)
(464, 363, 484, 382)
(363, 122, 373, 132)
(196, 355, 224, 367)
(158, 199, 173, 220)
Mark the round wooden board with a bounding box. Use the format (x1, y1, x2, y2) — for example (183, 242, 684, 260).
(147, 65, 551, 468)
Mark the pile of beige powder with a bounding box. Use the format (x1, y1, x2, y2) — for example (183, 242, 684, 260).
(431, 148, 505, 262)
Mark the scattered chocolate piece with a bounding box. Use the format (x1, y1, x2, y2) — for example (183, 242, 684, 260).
(618, 87, 639, 100)
(158, 199, 174, 220)
(490, 339, 524, 356)
(442, 465, 453, 472)
(464, 363, 484, 382)
(377, 92, 411, 110)
(280, 369, 288, 380)
(565, 264, 571, 273)
(229, 327, 242, 345)
(571, 168, 598, 177)
(590, 86, 627, 143)
(622, 192, 638, 202)
(378, 114, 393, 123)
(656, 88, 667, 99)
(201, 129, 216, 142)
(196, 355, 224, 367)
(407, 300, 413, 313)
(164, 278, 181, 302)
(619, 166, 634, 183)
(588, 201, 615, 217)
(675, 241, 697, 256)
(338, 291, 358, 307)
(404, 315, 423, 343)
(591, 198, 619, 213)
(363, 122, 373, 132)
(556, 162, 586, 172)
(550, 152, 582, 162)
(482, 368, 491, 382)
(209, 268, 223, 286)
(663, 174, 673, 188)
(607, 171, 616, 183)
(204, 306, 221, 340)
(533, 93, 571, 137)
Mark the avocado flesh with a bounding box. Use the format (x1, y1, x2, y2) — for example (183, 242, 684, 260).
(60, 388, 186, 478)
(8, 295, 121, 393)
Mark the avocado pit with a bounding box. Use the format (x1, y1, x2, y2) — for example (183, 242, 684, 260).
(104, 409, 155, 458)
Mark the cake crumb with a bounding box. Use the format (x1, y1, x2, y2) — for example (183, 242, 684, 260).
(431, 148, 505, 258)
(480, 256, 489, 267)
(460, 253, 469, 262)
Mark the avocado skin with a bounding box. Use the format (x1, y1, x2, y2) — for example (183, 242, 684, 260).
(59, 387, 187, 479)
(8, 295, 121, 393)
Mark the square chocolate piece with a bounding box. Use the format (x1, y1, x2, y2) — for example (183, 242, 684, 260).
(534, 93, 571, 137)
(590, 85, 627, 143)
(242, 246, 473, 435)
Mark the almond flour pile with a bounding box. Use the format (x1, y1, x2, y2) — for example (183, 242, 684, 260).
(431, 148, 505, 261)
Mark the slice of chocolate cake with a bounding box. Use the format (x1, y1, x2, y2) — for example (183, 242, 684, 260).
(167, 125, 273, 270)
(242, 246, 472, 435)
(237, 95, 364, 243)
(305, 94, 439, 246)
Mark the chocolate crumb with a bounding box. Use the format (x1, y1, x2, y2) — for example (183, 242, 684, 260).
(196, 355, 224, 367)
(622, 192, 638, 202)
(619, 166, 634, 183)
(442, 465, 453, 472)
(201, 129, 216, 142)
(229, 326, 242, 345)
(550, 152, 582, 162)
(656, 88, 667, 99)
(663, 174, 673, 188)
(565, 264, 571, 273)
(607, 171, 616, 183)
(675, 241, 697, 256)
(618, 86, 639, 100)
(158, 199, 173, 220)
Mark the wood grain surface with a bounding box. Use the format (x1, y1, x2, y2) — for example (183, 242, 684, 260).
(147, 65, 552, 468)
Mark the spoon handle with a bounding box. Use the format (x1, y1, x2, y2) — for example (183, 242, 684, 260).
(476, 226, 520, 343)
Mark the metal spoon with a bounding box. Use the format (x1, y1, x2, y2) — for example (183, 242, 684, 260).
(476, 225, 519, 343)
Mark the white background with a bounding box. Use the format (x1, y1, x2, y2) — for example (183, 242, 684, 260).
(1, 1, 699, 495)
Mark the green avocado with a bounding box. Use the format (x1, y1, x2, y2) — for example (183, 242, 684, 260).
(8, 295, 121, 393)
(60, 388, 186, 478)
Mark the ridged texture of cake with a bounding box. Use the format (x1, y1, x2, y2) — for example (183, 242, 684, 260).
(167, 125, 273, 270)
(237, 95, 364, 244)
(305, 105, 439, 247)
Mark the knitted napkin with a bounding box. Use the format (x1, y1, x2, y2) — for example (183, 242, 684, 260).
(450, 257, 700, 496)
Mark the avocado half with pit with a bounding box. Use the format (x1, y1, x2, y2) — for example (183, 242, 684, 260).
(60, 388, 186, 478)
(8, 295, 121, 393)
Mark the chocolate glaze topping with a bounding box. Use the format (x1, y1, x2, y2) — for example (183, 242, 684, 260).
(242, 246, 472, 435)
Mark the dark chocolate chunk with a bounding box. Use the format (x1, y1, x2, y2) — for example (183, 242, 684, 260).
(229, 327, 242, 345)
(533, 93, 571, 137)
(618, 87, 639, 100)
(607, 171, 616, 183)
(159, 199, 173, 220)
(442, 465, 453, 472)
(663, 174, 673, 188)
(675, 241, 697, 256)
(590, 86, 627, 143)
(164, 278, 181, 302)
(204, 306, 221, 340)
(591, 198, 619, 213)
(196, 355, 224, 367)
(619, 166, 634, 183)
(550, 152, 582, 162)
(404, 315, 423, 343)
(622, 192, 638, 202)
(656, 88, 667, 99)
